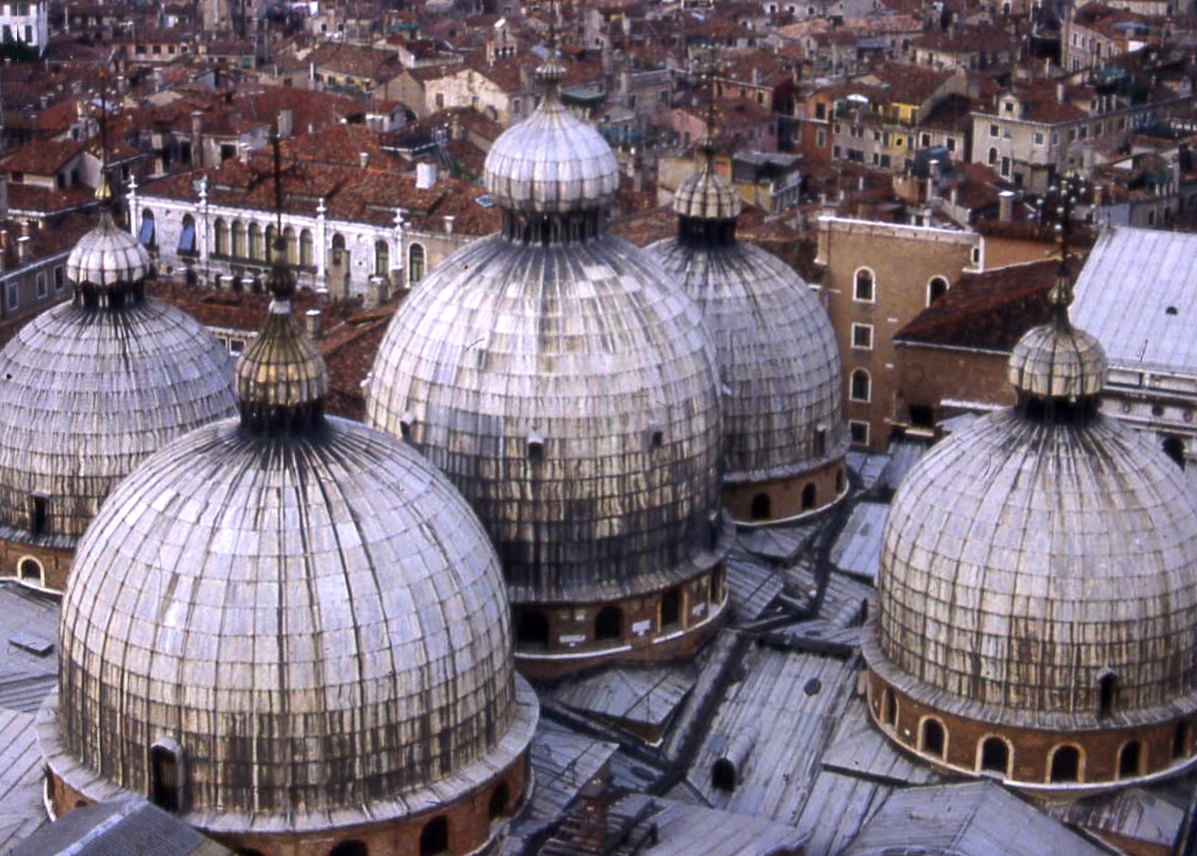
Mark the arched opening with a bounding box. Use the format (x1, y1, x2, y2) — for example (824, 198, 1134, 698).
(921, 718, 946, 759)
(1098, 672, 1117, 718)
(660, 587, 681, 629)
(1118, 740, 1142, 779)
(178, 214, 197, 257)
(214, 218, 228, 256)
(801, 483, 816, 511)
(374, 240, 390, 277)
(1163, 435, 1185, 468)
(1173, 720, 1191, 760)
(836, 468, 845, 494)
(988, 146, 998, 165)
(420, 815, 449, 856)
(329, 843, 367, 856)
(979, 737, 1009, 775)
(248, 223, 264, 260)
(1049, 745, 1081, 783)
(409, 243, 426, 284)
(488, 782, 510, 821)
(594, 606, 622, 643)
(139, 209, 156, 248)
(711, 566, 725, 604)
(514, 609, 550, 648)
(28, 493, 46, 536)
(850, 369, 871, 403)
(300, 229, 314, 267)
(284, 227, 298, 265)
(883, 689, 898, 726)
(265, 225, 277, 260)
(853, 267, 875, 301)
(712, 757, 736, 791)
(927, 276, 948, 305)
(750, 492, 771, 520)
(231, 220, 246, 257)
(149, 742, 182, 812)
(18, 557, 42, 585)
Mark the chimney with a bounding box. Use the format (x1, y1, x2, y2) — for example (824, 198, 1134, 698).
(443, 214, 455, 235)
(450, 112, 463, 140)
(277, 107, 294, 139)
(999, 190, 1014, 220)
(305, 308, 323, 340)
(16, 221, 30, 264)
(359, 151, 370, 169)
(416, 162, 437, 189)
(365, 275, 388, 309)
(191, 111, 204, 166)
(238, 142, 250, 164)
(1056, 81, 1066, 102)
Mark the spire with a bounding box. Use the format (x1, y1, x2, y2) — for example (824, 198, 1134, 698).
(235, 132, 328, 436)
(537, 0, 565, 98)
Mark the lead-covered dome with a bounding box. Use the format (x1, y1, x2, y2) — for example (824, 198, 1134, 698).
(367, 52, 731, 676)
(0, 209, 235, 549)
(647, 139, 846, 522)
(483, 57, 619, 214)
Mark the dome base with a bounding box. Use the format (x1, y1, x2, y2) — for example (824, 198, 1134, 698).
(513, 565, 729, 681)
(39, 678, 540, 855)
(724, 457, 848, 527)
(0, 531, 75, 591)
(863, 627, 1197, 793)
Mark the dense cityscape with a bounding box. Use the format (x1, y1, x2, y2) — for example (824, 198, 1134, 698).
(0, 0, 1195, 855)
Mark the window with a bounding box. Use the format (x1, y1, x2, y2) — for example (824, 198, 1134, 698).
(946, 137, 956, 152)
(53, 266, 64, 291)
(853, 268, 875, 301)
(419, 816, 449, 856)
(488, 783, 510, 822)
(178, 215, 196, 256)
(1034, 131, 1044, 145)
(927, 276, 949, 305)
(1173, 720, 1191, 759)
(138, 209, 156, 248)
(329, 842, 367, 856)
(1118, 741, 1142, 779)
(248, 223, 264, 260)
(6, 281, 17, 311)
(18, 557, 42, 585)
(35, 272, 46, 299)
(815, 102, 826, 119)
(801, 483, 816, 511)
(979, 737, 1010, 775)
(434, 92, 445, 109)
(214, 219, 228, 256)
(989, 123, 999, 137)
(300, 230, 314, 267)
(920, 132, 930, 147)
(515, 609, 549, 647)
(1049, 745, 1081, 783)
(850, 420, 869, 445)
(850, 369, 871, 403)
(660, 587, 681, 628)
(594, 606, 622, 642)
(816, 129, 825, 148)
(851, 323, 873, 349)
(374, 240, 390, 277)
(149, 740, 183, 812)
(921, 719, 946, 759)
(283, 227, 297, 265)
(408, 243, 426, 284)
(231, 221, 246, 257)
(1098, 672, 1117, 718)
(987, 147, 998, 166)
(750, 493, 771, 520)
(881, 688, 898, 725)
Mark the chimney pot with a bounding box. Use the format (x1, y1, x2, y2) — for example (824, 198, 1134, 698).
(305, 308, 323, 339)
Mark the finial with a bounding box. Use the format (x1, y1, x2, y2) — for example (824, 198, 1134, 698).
(698, 47, 721, 169)
(266, 129, 295, 300)
(94, 70, 112, 206)
(537, 0, 565, 90)
(1038, 173, 1089, 328)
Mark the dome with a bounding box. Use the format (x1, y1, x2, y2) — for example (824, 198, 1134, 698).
(648, 141, 845, 501)
(368, 57, 731, 674)
(44, 242, 536, 839)
(1007, 323, 1107, 399)
(0, 281, 235, 545)
(66, 209, 152, 288)
(51, 415, 534, 824)
(483, 59, 620, 214)
(367, 238, 726, 605)
(874, 409, 1197, 727)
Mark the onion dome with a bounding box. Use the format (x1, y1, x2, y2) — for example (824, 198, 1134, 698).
(484, 55, 620, 215)
(367, 54, 730, 636)
(0, 188, 235, 549)
(43, 233, 536, 838)
(867, 254, 1197, 771)
(647, 135, 846, 517)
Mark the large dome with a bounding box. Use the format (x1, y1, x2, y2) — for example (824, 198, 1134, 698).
(875, 409, 1197, 725)
(647, 149, 846, 513)
(50, 416, 533, 824)
(367, 238, 726, 604)
(0, 220, 235, 547)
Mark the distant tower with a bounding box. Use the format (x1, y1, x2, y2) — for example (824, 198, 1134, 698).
(366, 46, 734, 679)
(41, 176, 537, 855)
(864, 180, 1197, 790)
(647, 114, 848, 525)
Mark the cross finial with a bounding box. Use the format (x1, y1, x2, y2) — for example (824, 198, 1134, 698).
(1037, 173, 1090, 326)
(697, 46, 722, 168)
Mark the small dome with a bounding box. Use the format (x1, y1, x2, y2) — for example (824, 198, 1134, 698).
(1007, 322, 1107, 399)
(65, 210, 152, 288)
(235, 298, 327, 416)
(367, 238, 726, 605)
(54, 415, 534, 824)
(673, 155, 741, 221)
(0, 299, 236, 540)
(874, 409, 1197, 727)
(484, 60, 620, 214)
(647, 235, 845, 483)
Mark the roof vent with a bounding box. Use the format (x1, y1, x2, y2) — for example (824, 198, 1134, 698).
(1167, 305, 1178, 315)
